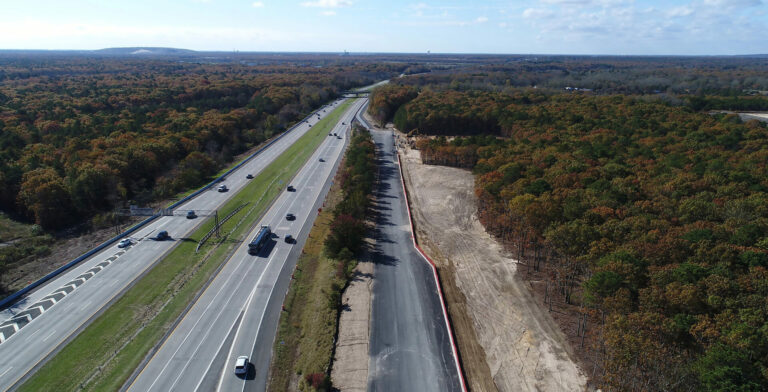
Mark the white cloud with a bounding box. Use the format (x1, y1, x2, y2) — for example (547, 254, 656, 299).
(301, 0, 352, 7)
(499, 22, 508, 28)
(668, 6, 693, 17)
(475, 16, 488, 23)
(523, 8, 554, 19)
(321, 10, 337, 16)
(703, 0, 762, 7)
(252, 1, 264, 7)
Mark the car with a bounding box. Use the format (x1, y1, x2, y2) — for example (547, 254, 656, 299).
(284, 234, 293, 243)
(342, 122, 345, 125)
(329, 133, 333, 136)
(286, 213, 295, 221)
(333, 133, 337, 136)
(186, 210, 197, 219)
(319, 158, 325, 162)
(156, 230, 169, 240)
(217, 184, 228, 192)
(287, 185, 296, 192)
(336, 136, 342, 139)
(117, 239, 132, 248)
(246, 174, 254, 179)
(308, 124, 312, 127)
(234, 356, 248, 375)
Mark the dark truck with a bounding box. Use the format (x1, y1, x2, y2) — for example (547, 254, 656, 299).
(248, 225, 271, 255)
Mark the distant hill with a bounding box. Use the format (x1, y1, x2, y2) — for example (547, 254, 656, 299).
(94, 47, 197, 56)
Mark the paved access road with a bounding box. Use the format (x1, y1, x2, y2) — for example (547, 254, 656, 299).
(0, 98, 350, 391)
(363, 120, 463, 391)
(127, 99, 366, 392)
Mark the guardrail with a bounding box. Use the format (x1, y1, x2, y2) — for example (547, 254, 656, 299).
(0, 102, 339, 311)
(195, 202, 249, 253)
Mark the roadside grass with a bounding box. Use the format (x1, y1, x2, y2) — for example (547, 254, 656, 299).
(18, 99, 355, 392)
(0, 213, 53, 293)
(267, 166, 347, 392)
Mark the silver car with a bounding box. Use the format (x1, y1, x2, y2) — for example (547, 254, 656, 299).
(234, 356, 248, 375)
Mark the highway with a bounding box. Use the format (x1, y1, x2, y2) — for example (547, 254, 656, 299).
(0, 98, 352, 391)
(362, 121, 463, 390)
(126, 99, 365, 391)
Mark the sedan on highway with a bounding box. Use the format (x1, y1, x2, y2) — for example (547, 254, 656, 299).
(246, 174, 254, 179)
(186, 210, 197, 219)
(117, 239, 132, 248)
(234, 356, 248, 376)
(284, 234, 294, 243)
(217, 184, 228, 192)
(286, 213, 296, 221)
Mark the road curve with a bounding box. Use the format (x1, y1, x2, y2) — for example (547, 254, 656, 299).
(0, 98, 349, 391)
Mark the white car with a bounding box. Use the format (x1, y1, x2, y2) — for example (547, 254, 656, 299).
(117, 239, 132, 248)
(234, 356, 248, 375)
(217, 184, 228, 192)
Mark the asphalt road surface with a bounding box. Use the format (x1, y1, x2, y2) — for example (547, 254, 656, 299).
(127, 99, 366, 392)
(365, 125, 463, 391)
(0, 98, 351, 391)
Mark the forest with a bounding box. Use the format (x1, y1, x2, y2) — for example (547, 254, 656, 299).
(369, 59, 768, 391)
(0, 54, 408, 292)
(0, 56, 403, 230)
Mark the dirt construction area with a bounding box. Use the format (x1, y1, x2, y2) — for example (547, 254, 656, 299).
(399, 143, 587, 392)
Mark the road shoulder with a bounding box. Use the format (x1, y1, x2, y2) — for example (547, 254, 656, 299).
(330, 251, 373, 391)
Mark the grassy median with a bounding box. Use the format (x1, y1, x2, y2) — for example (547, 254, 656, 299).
(19, 99, 355, 392)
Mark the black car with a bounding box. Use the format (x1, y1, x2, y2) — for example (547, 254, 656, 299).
(156, 230, 170, 240)
(284, 234, 294, 243)
(319, 158, 325, 162)
(186, 210, 197, 219)
(286, 213, 296, 221)
(287, 185, 296, 192)
(246, 174, 254, 179)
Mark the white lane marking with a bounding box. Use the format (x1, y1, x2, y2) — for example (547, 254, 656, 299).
(139, 98, 357, 391)
(219, 100, 361, 391)
(0, 367, 13, 379)
(80, 300, 92, 311)
(162, 250, 268, 392)
(143, 246, 262, 392)
(24, 327, 41, 341)
(42, 330, 56, 342)
(209, 248, 281, 392)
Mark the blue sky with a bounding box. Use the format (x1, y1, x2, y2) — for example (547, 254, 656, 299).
(1, 0, 766, 55)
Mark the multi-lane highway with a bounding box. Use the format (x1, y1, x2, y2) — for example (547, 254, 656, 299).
(359, 115, 463, 391)
(0, 98, 355, 391)
(127, 99, 365, 391)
